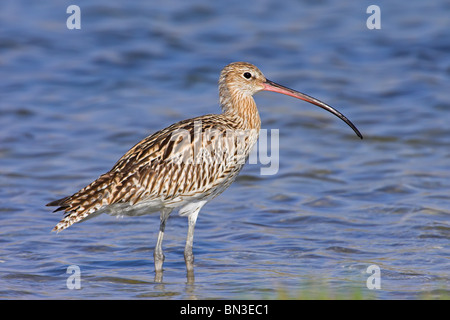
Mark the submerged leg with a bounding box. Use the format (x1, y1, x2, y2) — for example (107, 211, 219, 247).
(183, 202, 206, 273)
(184, 211, 198, 272)
(154, 208, 172, 273)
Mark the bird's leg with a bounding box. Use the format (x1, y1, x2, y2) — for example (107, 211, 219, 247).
(184, 205, 202, 273)
(154, 208, 172, 274)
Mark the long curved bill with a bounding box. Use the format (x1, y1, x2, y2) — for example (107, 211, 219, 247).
(263, 79, 363, 139)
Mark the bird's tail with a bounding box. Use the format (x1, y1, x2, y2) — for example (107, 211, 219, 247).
(47, 196, 97, 232)
(47, 172, 116, 232)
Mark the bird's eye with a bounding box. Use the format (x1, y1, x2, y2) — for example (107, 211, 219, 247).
(243, 72, 252, 79)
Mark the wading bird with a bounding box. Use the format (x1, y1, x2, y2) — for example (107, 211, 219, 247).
(47, 62, 362, 277)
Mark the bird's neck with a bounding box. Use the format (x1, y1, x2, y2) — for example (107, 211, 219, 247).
(220, 88, 261, 131)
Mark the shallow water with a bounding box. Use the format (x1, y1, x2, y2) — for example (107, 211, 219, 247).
(1, 0, 449, 299)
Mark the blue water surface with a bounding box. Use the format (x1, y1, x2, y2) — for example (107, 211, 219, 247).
(0, 0, 449, 299)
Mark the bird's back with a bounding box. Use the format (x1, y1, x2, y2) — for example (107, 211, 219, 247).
(48, 113, 260, 232)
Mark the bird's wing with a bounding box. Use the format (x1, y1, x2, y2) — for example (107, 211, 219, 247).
(47, 114, 250, 231)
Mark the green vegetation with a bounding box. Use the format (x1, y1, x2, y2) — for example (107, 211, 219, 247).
(273, 284, 377, 300)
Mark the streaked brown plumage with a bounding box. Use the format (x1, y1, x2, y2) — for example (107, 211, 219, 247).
(48, 114, 258, 231)
(47, 62, 362, 274)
